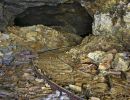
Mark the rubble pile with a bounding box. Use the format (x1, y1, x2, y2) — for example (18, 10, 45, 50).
(0, 19, 130, 100)
(0, 1, 130, 100)
(37, 27, 130, 99)
(0, 25, 78, 99)
(7, 25, 82, 51)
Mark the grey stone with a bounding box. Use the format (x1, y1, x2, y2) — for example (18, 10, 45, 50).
(87, 51, 106, 63)
(0, 0, 69, 31)
(3, 51, 15, 66)
(0, 0, 93, 36)
(0, 33, 9, 40)
(0, 58, 3, 65)
(0, 48, 10, 54)
(113, 53, 130, 71)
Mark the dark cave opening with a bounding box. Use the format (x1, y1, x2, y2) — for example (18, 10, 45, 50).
(14, 2, 93, 37)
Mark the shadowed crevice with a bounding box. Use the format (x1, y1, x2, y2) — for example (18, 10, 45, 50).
(14, 2, 93, 37)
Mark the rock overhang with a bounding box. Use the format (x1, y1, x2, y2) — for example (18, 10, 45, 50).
(0, 0, 94, 37)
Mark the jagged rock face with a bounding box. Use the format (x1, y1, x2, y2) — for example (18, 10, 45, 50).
(6, 25, 82, 51)
(0, 0, 93, 36)
(0, 0, 69, 31)
(0, 0, 124, 36)
(14, 2, 93, 37)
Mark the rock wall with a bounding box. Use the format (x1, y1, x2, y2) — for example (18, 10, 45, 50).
(0, 0, 94, 36)
(14, 2, 93, 37)
(0, 0, 71, 31)
(0, 0, 128, 34)
(91, 0, 130, 35)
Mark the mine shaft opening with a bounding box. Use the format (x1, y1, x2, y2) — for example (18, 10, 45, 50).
(14, 2, 93, 37)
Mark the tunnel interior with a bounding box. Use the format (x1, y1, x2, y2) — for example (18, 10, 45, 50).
(14, 2, 93, 37)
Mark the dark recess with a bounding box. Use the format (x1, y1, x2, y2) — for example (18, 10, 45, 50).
(14, 2, 93, 37)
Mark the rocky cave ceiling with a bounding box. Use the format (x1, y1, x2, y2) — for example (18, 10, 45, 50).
(0, 0, 95, 37)
(0, 0, 125, 36)
(14, 2, 93, 37)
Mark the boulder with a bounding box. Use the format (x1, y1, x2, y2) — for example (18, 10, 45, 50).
(87, 51, 106, 63)
(113, 53, 130, 71)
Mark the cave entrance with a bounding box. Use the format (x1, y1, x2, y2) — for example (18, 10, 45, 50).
(14, 2, 93, 37)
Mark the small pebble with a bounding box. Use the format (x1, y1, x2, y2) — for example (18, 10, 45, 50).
(35, 78, 44, 83)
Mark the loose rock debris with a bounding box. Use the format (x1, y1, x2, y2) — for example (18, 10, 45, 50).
(0, 24, 130, 100)
(0, 25, 73, 100)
